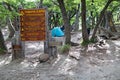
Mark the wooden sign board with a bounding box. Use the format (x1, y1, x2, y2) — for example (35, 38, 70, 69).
(20, 9, 46, 41)
(49, 42, 62, 46)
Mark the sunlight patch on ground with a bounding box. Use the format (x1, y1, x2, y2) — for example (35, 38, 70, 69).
(52, 54, 61, 67)
(25, 42, 44, 50)
(0, 55, 11, 67)
(112, 41, 120, 46)
(20, 61, 30, 68)
(58, 57, 78, 75)
(106, 50, 111, 54)
(20, 60, 39, 69)
(26, 45, 37, 49)
(25, 42, 44, 56)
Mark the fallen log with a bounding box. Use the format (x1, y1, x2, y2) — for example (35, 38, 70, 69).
(99, 27, 120, 40)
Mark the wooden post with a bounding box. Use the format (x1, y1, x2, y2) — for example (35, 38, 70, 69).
(44, 8, 51, 55)
(35, 7, 57, 58)
(48, 31, 58, 58)
(12, 31, 25, 60)
(44, 8, 49, 54)
(44, 30, 58, 58)
(44, 31, 49, 54)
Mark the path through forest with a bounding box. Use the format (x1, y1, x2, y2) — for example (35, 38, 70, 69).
(0, 31, 120, 80)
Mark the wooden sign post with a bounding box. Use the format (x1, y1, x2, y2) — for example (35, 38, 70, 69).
(12, 8, 59, 60)
(12, 9, 48, 60)
(12, 31, 25, 60)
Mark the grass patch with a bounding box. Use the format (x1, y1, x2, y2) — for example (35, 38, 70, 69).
(0, 48, 5, 54)
(89, 38, 97, 43)
(81, 38, 97, 46)
(59, 44, 71, 53)
(81, 40, 90, 46)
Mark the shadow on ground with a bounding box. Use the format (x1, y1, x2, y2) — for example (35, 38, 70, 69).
(0, 40, 120, 80)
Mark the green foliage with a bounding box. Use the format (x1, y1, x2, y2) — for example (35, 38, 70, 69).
(43, 0, 80, 26)
(0, 48, 4, 54)
(0, 0, 20, 28)
(24, 2, 36, 9)
(59, 44, 71, 53)
(0, 0, 119, 31)
(81, 37, 97, 46)
(89, 37, 97, 43)
(81, 40, 90, 46)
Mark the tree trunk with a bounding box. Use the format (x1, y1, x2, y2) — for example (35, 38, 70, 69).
(81, 0, 89, 41)
(12, 6, 25, 60)
(0, 29, 7, 54)
(38, 0, 43, 8)
(57, 0, 71, 44)
(100, 27, 114, 37)
(53, 13, 60, 27)
(7, 18, 15, 39)
(105, 11, 117, 32)
(91, 0, 95, 28)
(72, 4, 81, 31)
(8, 25, 15, 39)
(7, 16, 20, 40)
(91, 0, 113, 40)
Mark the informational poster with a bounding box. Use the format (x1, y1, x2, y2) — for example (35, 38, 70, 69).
(20, 9, 46, 41)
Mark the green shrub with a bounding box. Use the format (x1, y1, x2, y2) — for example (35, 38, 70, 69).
(81, 37, 98, 46)
(0, 48, 4, 54)
(59, 44, 71, 53)
(81, 40, 90, 46)
(89, 38, 98, 43)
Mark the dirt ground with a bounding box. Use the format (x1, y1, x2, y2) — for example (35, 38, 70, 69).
(0, 31, 120, 80)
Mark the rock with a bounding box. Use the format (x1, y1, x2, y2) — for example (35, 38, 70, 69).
(110, 36, 119, 40)
(69, 52, 80, 60)
(99, 34, 109, 39)
(39, 54, 49, 63)
(94, 40, 109, 50)
(71, 42, 79, 46)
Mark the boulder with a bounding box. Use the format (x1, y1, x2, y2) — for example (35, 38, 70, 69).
(39, 54, 49, 63)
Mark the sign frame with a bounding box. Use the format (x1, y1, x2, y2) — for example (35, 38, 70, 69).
(20, 9, 47, 41)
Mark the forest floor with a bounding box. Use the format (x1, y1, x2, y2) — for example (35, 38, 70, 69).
(0, 29, 120, 80)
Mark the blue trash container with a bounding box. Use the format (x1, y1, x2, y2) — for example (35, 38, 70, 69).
(51, 27, 64, 37)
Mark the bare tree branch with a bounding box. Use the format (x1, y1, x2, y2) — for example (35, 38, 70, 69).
(8, 17, 16, 31)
